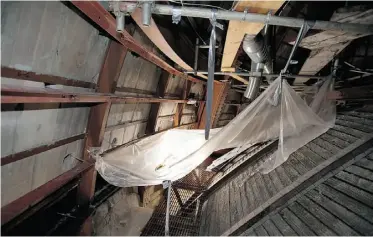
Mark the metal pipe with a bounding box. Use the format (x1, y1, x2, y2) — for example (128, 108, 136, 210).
(165, 181, 171, 236)
(282, 22, 310, 73)
(142, 1, 152, 27)
(115, 12, 125, 33)
(194, 38, 199, 75)
(184, 71, 329, 80)
(113, 3, 373, 33)
(205, 14, 217, 140)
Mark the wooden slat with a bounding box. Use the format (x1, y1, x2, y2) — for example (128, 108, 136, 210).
(254, 224, 268, 236)
(262, 219, 282, 236)
(298, 195, 358, 235)
(270, 213, 297, 236)
(287, 201, 336, 236)
(279, 207, 315, 235)
(335, 170, 373, 193)
(221, 1, 284, 73)
(324, 177, 373, 208)
(306, 189, 373, 235)
(316, 183, 373, 223)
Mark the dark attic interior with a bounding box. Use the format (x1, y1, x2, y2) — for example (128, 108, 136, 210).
(2, 1, 373, 236)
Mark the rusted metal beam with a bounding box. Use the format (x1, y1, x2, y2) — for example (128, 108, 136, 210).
(1, 134, 85, 166)
(1, 86, 190, 104)
(174, 80, 192, 127)
(1, 67, 97, 89)
(146, 71, 172, 134)
(77, 39, 128, 235)
(1, 161, 93, 225)
(70, 1, 204, 85)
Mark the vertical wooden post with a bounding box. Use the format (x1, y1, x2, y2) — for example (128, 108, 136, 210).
(78, 40, 128, 235)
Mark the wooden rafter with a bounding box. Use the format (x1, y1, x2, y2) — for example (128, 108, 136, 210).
(221, 1, 284, 82)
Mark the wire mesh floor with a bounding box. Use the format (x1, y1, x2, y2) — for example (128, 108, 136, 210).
(141, 169, 215, 236)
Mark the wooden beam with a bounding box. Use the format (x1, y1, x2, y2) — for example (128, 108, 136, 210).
(1, 161, 93, 225)
(131, 8, 208, 80)
(221, 1, 284, 76)
(294, 7, 373, 85)
(77, 40, 128, 235)
(70, 1, 204, 85)
(1, 67, 96, 89)
(1, 134, 85, 166)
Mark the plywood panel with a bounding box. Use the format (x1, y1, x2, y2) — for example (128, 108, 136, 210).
(221, 1, 284, 71)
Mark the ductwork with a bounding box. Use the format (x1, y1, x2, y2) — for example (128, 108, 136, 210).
(243, 34, 273, 100)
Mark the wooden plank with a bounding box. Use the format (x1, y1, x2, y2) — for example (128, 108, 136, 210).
(355, 157, 373, 171)
(1, 67, 96, 89)
(222, 136, 373, 236)
(288, 201, 336, 236)
(324, 177, 373, 208)
(298, 195, 358, 235)
(327, 129, 357, 144)
(221, 1, 284, 72)
(306, 189, 373, 235)
(279, 207, 315, 235)
(262, 219, 282, 236)
(270, 213, 297, 236)
(316, 183, 373, 223)
(294, 7, 373, 85)
(254, 224, 268, 236)
(131, 9, 208, 80)
(229, 181, 243, 226)
(71, 1, 204, 84)
(261, 173, 277, 197)
(335, 170, 373, 193)
(1, 161, 93, 225)
(219, 185, 231, 235)
(345, 165, 373, 182)
(1, 133, 85, 166)
(320, 133, 348, 149)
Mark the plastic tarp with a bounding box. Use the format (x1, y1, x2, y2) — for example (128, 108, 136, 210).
(95, 76, 335, 187)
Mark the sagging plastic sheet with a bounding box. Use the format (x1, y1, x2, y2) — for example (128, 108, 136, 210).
(95, 76, 335, 187)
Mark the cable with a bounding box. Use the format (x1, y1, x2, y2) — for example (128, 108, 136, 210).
(169, 0, 233, 11)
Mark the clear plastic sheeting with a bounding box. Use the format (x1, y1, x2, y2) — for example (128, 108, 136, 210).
(95, 76, 335, 187)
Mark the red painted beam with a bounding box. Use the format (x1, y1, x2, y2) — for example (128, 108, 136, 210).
(1, 134, 86, 166)
(70, 1, 204, 85)
(1, 161, 93, 225)
(1, 67, 96, 89)
(1, 85, 191, 104)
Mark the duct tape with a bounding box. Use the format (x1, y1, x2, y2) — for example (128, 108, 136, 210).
(172, 7, 182, 24)
(210, 9, 224, 30)
(265, 10, 272, 26)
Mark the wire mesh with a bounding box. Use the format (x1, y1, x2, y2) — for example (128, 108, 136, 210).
(141, 168, 215, 236)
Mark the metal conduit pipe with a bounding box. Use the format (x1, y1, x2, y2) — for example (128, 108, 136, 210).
(142, 1, 152, 27)
(243, 34, 273, 100)
(111, 2, 373, 34)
